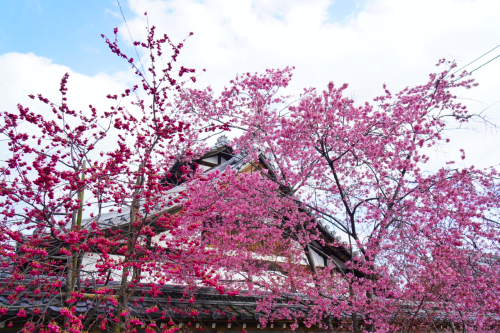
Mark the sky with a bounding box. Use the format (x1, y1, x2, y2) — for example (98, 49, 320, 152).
(1, 0, 499, 170)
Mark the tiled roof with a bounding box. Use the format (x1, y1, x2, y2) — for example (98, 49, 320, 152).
(0, 283, 304, 321)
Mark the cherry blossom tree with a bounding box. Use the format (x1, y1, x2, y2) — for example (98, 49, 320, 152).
(0, 21, 232, 332)
(182, 62, 500, 332)
(1, 16, 500, 333)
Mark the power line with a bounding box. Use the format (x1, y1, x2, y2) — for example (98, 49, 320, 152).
(469, 53, 500, 74)
(116, 0, 147, 78)
(448, 44, 500, 79)
(453, 53, 500, 83)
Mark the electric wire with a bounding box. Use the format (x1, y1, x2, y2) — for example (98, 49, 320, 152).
(449, 44, 500, 77)
(116, 0, 147, 78)
(453, 53, 500, 83)
(469, 53, 500, 75)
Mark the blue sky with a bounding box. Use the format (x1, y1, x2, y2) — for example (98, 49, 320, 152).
(326, 0, 365, 24)
(0, 0, 365, 77)
(0, 0, 138, 76)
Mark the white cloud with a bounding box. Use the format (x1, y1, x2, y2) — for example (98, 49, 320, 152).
(0, 52, 132, 119)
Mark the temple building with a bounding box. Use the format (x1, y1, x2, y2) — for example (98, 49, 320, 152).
(1, 136, 355, 333)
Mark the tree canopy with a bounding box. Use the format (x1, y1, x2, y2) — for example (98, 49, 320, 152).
(1, 22, 499, 333)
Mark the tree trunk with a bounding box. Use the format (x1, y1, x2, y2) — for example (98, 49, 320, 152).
(352, 311, 362, 333)
(325, 315, 334, 333)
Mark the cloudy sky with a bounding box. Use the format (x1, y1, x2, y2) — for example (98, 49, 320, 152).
(1, 0, 499, 169)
